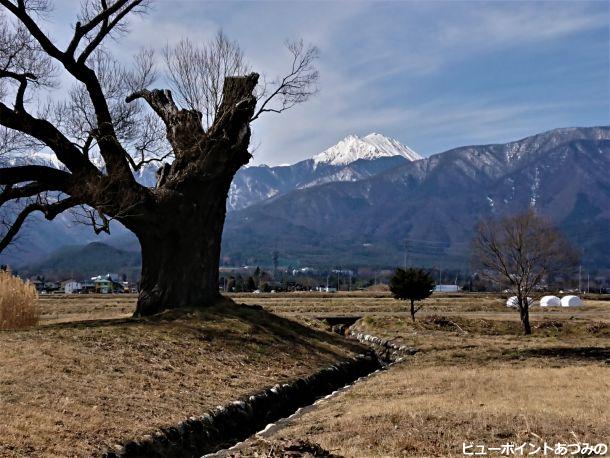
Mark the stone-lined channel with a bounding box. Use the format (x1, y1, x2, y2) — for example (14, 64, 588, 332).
(104, 323, 417, 458)
(103, 353, 381, 458)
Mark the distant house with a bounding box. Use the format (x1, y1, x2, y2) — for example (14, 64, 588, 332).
(316, 286, 337, 293)
(43, 281, 60, 293)
(93, 277, 113, 294)
(29, 279, 45, 292)
(91, 274, 124, 294)
(433, 284, 460, 293)
(80, 281, 96, 294)
(63, 280, 82, 294)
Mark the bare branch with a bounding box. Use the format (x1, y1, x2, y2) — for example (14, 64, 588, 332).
(76, 1, 148, 65)
(0, 0, 65, 62)
(125, 88, 179, 125)
(162, 31, 250, 129)
(0, 99, 98, 174)
(67, 0, 132, 56)
(1, 1, 142, 181)
(0, 196, 80, 251)
(251, 39, 319, 122)
(0, 164, 71, 186)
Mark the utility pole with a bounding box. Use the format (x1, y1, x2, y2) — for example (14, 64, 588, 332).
(337, 268, 340, 291)
(404, 239, 409, 270)
(579, 264, 582, 292)
(587, 272, 590, 294)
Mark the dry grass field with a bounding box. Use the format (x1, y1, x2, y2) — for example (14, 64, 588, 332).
(256, 295, 610, 457)
(269, 364, 610, 457)
(0, 298, 362, 457)
(3, 292, 609, 457)
(35, 294, 136, 324)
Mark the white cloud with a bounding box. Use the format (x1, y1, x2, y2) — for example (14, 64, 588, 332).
(12, 0, 610, 165)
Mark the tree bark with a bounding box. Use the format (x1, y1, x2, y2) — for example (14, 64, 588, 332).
(410, 299, 416, 322)
(127, 74, 258, 317)
(133, 183, 230, 316)
(519, 303, 532, 335)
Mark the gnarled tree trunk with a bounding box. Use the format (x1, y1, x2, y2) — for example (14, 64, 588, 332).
(125, 74, 258, 317)
(134, 188, 229, 316)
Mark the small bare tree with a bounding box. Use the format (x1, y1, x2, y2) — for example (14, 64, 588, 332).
(0, 0, 319, 316)
(472, 210, 579, 335)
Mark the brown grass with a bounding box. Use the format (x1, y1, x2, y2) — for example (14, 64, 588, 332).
(245, 294, 610, 457)
(0, 271, 39, 329)
(272, 364, 610, 457)
(234, 291, 610, 323)
(0, 301, 362, 457)
(8, 292, 610, 457)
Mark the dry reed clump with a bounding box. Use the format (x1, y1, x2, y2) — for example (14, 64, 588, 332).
(0, 271, 39, 329)
(585, 321, 609, 334)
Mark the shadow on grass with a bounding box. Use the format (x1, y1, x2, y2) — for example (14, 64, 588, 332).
(205, 301, 367, 358)
(32, 298, 366, 360)
(503, 346, 610, 362)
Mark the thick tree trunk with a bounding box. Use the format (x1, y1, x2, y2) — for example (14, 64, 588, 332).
(125, 74, 258, 317)
(133, 185, 230, 317)
(519, 304, 532, 335)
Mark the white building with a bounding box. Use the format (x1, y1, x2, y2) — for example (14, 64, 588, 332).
(64, 280, 82, 294)
(316, 286, 337, 293)
(540, 295, 561, 307)
(506, 296, 534, 308)
(434, 284, 460, 293)
(561, 295, 582, 307)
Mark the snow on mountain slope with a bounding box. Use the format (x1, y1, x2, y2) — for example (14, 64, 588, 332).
(312, 133, 420, 166)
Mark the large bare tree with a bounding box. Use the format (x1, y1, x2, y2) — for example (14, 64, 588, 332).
(0, 0, 318, 316)
(472, 210, 579, 335)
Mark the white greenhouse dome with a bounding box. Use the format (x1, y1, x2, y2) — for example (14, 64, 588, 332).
(506, 296, 534, 308)
(561, 295, 583, 307)
(540, 295, 561, 307)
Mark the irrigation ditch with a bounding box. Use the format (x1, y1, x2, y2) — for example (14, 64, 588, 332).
(103, 317, 418, 458)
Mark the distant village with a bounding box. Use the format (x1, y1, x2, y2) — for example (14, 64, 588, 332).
(27, 273, 138, 295)
(5, 262, 604, 296)
(8, 265, 464, 296)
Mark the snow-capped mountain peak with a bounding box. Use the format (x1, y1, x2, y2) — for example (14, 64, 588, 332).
(312, 133, 421, 166)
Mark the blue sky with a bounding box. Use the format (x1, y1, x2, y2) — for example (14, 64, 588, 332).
(48, 0, 609, 165)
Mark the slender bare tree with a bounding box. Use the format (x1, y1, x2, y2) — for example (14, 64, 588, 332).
(472, 210, 579, 335)
(0, 0, 318, 316)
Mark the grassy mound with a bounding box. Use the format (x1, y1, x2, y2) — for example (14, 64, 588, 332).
(0, 301, 363, 457)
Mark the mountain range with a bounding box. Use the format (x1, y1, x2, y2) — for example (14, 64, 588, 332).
(222, 126, 610, 270)
(4, 126, 610, 278)
(227, 133, 420, 211)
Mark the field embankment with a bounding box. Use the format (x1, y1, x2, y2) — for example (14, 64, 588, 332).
(0, 300, 363, 457)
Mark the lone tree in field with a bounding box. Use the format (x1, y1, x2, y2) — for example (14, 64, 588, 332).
(389, 268, 435, 321)
(0, 1, 318, 316)
(472, 210, 579, 335)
